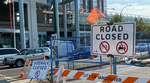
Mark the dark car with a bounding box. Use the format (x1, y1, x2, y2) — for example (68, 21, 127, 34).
(68, 46, 98, 60)
(135, 43, 150, 52)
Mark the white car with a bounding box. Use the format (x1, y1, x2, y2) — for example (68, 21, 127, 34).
(3, 47, 50, 67)
(0, 48, 20, 63)
(135, 43, 150, 52)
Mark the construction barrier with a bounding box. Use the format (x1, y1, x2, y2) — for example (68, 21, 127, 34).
(54, 66, 150, 83)
(49, 36, 150, 80)
(23, 59, 32, 77)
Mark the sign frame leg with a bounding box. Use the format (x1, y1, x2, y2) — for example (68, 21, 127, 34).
(107, 54, 114, 74)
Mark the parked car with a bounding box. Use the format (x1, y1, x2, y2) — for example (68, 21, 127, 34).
(0, 48, 20, 63)
(68, 46, 98, 60)
(3, 47, 50, 67)
(135, 43, 150, 52)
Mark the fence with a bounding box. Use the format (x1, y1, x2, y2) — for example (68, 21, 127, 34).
(50, 36, 102, 68)
(49, 36, 150, 81)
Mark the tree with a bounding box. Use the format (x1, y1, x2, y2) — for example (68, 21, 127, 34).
(135, 17, 150, 39)
(112, 14, 126, 23)
(112, 14, 150, 39)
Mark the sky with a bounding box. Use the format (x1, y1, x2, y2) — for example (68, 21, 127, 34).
(107, 0, 150, 16)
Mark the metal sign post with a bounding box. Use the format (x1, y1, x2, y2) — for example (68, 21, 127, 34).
(107, 54, 114, 74)
(51, 34, 59, 68)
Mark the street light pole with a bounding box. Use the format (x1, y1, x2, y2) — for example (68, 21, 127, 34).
(120, 5, 131, 22)
(107, 8, 115, 10)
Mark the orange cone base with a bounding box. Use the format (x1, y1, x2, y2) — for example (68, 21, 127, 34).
(91, 55, 94, 59)
(19, 74, 25, 78)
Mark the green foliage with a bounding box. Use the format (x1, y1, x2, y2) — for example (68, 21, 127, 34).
(112, 14, 150, 39)
(135, 17, 150, 39)
(112, 14, 126, 23)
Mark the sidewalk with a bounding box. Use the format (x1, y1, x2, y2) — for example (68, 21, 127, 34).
(0, 76, 37, 83)
(0, 75, 52, 83)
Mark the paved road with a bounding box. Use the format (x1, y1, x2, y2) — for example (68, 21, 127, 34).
(1, 55, 150, 83)
(0, 53, 147, 77)
(0, 55, 109, 77)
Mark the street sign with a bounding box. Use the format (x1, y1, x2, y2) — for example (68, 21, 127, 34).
(91, 22, 136, 57)
(99, 41, 110, 53)
(27, 60, 51, 80)
(51, 34, 58, 46)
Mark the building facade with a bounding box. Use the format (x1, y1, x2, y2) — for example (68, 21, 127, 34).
(0, 0, 106, 49)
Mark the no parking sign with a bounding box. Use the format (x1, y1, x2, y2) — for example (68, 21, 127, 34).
(91, 22, 136, 57)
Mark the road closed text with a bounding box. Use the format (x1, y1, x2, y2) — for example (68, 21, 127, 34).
(96, 25, 129, 40)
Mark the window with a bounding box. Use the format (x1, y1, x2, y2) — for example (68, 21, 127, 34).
(20, 49, 28, 55)
(27, 49, 36, 54)
(60, 32, 64, 37)
(67, 32, 72, 37)
(43, 48, 50, 52)
(36, 49, 43, 53)
(10, 49, 19, 54)
(43, 14, 47, 23)
(49, 19, 53, 23)
(16, 13, 19, 22)
(0, 49, 19, 55)
(48, 15, 53, 23)
(0, 49, 10, 55)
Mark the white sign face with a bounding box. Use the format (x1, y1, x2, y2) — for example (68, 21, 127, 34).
(27, 60, 51, 80)
(91, 22, 136, 57)
(51, 34, 58, 46)
(51, 34, 57, 39)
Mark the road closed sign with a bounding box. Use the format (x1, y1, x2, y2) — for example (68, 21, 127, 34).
(27, 60, 51, 80)
(91, 22, 136, 57)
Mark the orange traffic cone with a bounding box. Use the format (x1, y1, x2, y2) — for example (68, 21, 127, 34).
(19, 69, 25, 78)
(44, 54, 46, 60)
(91, 55, 94, 59)
(0, 73, 1, 77)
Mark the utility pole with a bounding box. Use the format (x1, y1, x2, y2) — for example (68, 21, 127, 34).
(53, 0, 59, 68)
(18, 0, 26, 49)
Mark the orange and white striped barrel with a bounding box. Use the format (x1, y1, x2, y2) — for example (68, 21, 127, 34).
(54, 68, 150, 83)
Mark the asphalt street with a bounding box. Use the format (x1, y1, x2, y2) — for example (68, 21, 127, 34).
(1, 54, 150, 83)
(0, 56, 108, 77)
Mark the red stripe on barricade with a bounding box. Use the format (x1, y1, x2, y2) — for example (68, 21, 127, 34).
(147, 80, 150, 83)
(86, 73, 100, 81)
(54, 68, 150, 83)
(62, 70, 71, 77)
(54, 68, 59, 75)
(73, 71, 84, 79)
(122, 77, 139, 83)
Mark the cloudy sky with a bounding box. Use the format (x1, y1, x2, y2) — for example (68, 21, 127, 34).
(107, 0, 150, 16)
